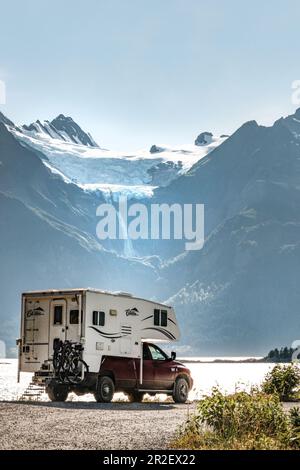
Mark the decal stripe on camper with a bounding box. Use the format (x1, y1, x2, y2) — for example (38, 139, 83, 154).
(142, 327, 176, 341)
(89, 326, 130, 339)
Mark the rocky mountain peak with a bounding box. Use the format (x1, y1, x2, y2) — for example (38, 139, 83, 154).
(195, 131, 213, 146)
(50, 114, 98, 147)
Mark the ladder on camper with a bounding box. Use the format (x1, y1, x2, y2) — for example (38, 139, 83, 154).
(19, 381, 46, 401)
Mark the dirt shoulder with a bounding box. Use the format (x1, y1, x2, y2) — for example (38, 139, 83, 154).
(0, 401, 196, 450)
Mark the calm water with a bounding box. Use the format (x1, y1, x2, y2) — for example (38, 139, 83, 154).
(0, 358, 277, 402)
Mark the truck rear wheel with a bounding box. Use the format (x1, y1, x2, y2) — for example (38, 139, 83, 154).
(94, 376, 115, 403)
(127, 391, 144, 403)
(46, 382, 68, 402)
(172, 377, 189, 404)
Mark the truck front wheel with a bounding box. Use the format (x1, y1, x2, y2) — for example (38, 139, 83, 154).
(172, 377, 189, 404)
(94, 376, 115, 403)
(46, 382, 68, 402)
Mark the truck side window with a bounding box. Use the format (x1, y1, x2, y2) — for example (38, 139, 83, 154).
(143, 344, 152, 360)
(149, 344, 167, 361)
(53, 305, 63, 325)
(154, 309, 160, 326)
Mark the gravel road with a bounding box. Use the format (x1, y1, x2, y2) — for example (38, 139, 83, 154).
(0, 401, 196, 450)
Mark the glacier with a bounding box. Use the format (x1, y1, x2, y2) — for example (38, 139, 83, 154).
(8, 117, 226, 197)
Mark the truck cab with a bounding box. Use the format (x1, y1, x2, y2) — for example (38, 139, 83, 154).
(94, 342, 193, 403)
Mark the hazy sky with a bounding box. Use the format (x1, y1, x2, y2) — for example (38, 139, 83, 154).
(0, 0, 300, 150)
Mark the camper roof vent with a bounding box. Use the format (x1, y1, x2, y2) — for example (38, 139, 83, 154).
(114, 291, 133, 297)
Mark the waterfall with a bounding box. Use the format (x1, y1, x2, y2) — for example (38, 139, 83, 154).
(103, 189, 135, 258)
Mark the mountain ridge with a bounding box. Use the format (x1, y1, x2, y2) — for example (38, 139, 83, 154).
(1, 108, 300, 355)
(21, 113, 99, 147)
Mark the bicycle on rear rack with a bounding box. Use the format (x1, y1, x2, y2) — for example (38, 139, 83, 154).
(53, 340, 89, 384)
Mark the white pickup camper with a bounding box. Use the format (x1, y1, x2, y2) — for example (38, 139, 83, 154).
(17, 289, 193, 403)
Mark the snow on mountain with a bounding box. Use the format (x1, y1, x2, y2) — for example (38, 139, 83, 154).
(79, 183, 158, 200)
(21, 114, 99, 147)
(8, 118, 226, 196)
(0, 111, 15, 128)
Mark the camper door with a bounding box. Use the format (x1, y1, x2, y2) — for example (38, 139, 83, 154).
(49, 299, 67, 351)
(49, 297, 82, 354)
(65, 297, 82, 343)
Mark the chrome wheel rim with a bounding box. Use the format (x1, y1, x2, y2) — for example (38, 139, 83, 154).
(101, 383, 111, 398)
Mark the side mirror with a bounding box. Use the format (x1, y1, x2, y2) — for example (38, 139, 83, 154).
(171, 351, 176, 361)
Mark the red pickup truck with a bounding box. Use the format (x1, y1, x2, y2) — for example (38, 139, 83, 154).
(95, 342, 193, 403)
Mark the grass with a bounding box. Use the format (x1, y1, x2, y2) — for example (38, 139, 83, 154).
(171, 385, 300, 450)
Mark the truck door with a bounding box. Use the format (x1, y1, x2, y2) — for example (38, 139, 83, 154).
(137, 343, 156, 389)
(147, 343, 175, 390)
(49, 299, 67, 354)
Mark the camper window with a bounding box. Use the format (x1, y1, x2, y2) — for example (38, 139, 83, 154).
(161, 310, 168, 327)
(154, 309, 160, 326)
(153, 309, 168, 327)
(99, 311, 105, 326)
(70, 310, 79, 324)
(53, 305, 63, 325)
(93, 311, 105, 326)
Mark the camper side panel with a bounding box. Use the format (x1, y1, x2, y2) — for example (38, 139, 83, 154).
(83, 292, 179, 373)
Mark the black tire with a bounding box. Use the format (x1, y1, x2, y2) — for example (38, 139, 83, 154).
(172, 377, 189, 404)
(46, 383, 69, 402)
(127, 391, 144, 403)
(94, 376, 115, 403)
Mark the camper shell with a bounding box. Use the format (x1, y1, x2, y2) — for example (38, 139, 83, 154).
(18, 288, 192, 403)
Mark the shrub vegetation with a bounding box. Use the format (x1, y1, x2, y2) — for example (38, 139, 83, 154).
(171, 386, 300, 450)
(262, 364, 300, 401)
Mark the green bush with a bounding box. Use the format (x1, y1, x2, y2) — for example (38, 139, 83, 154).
(262, 364, 300, 401)
(197, 387, 288, 439)
(289, 407, 300, 446)
(172, 388, 299, 450)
